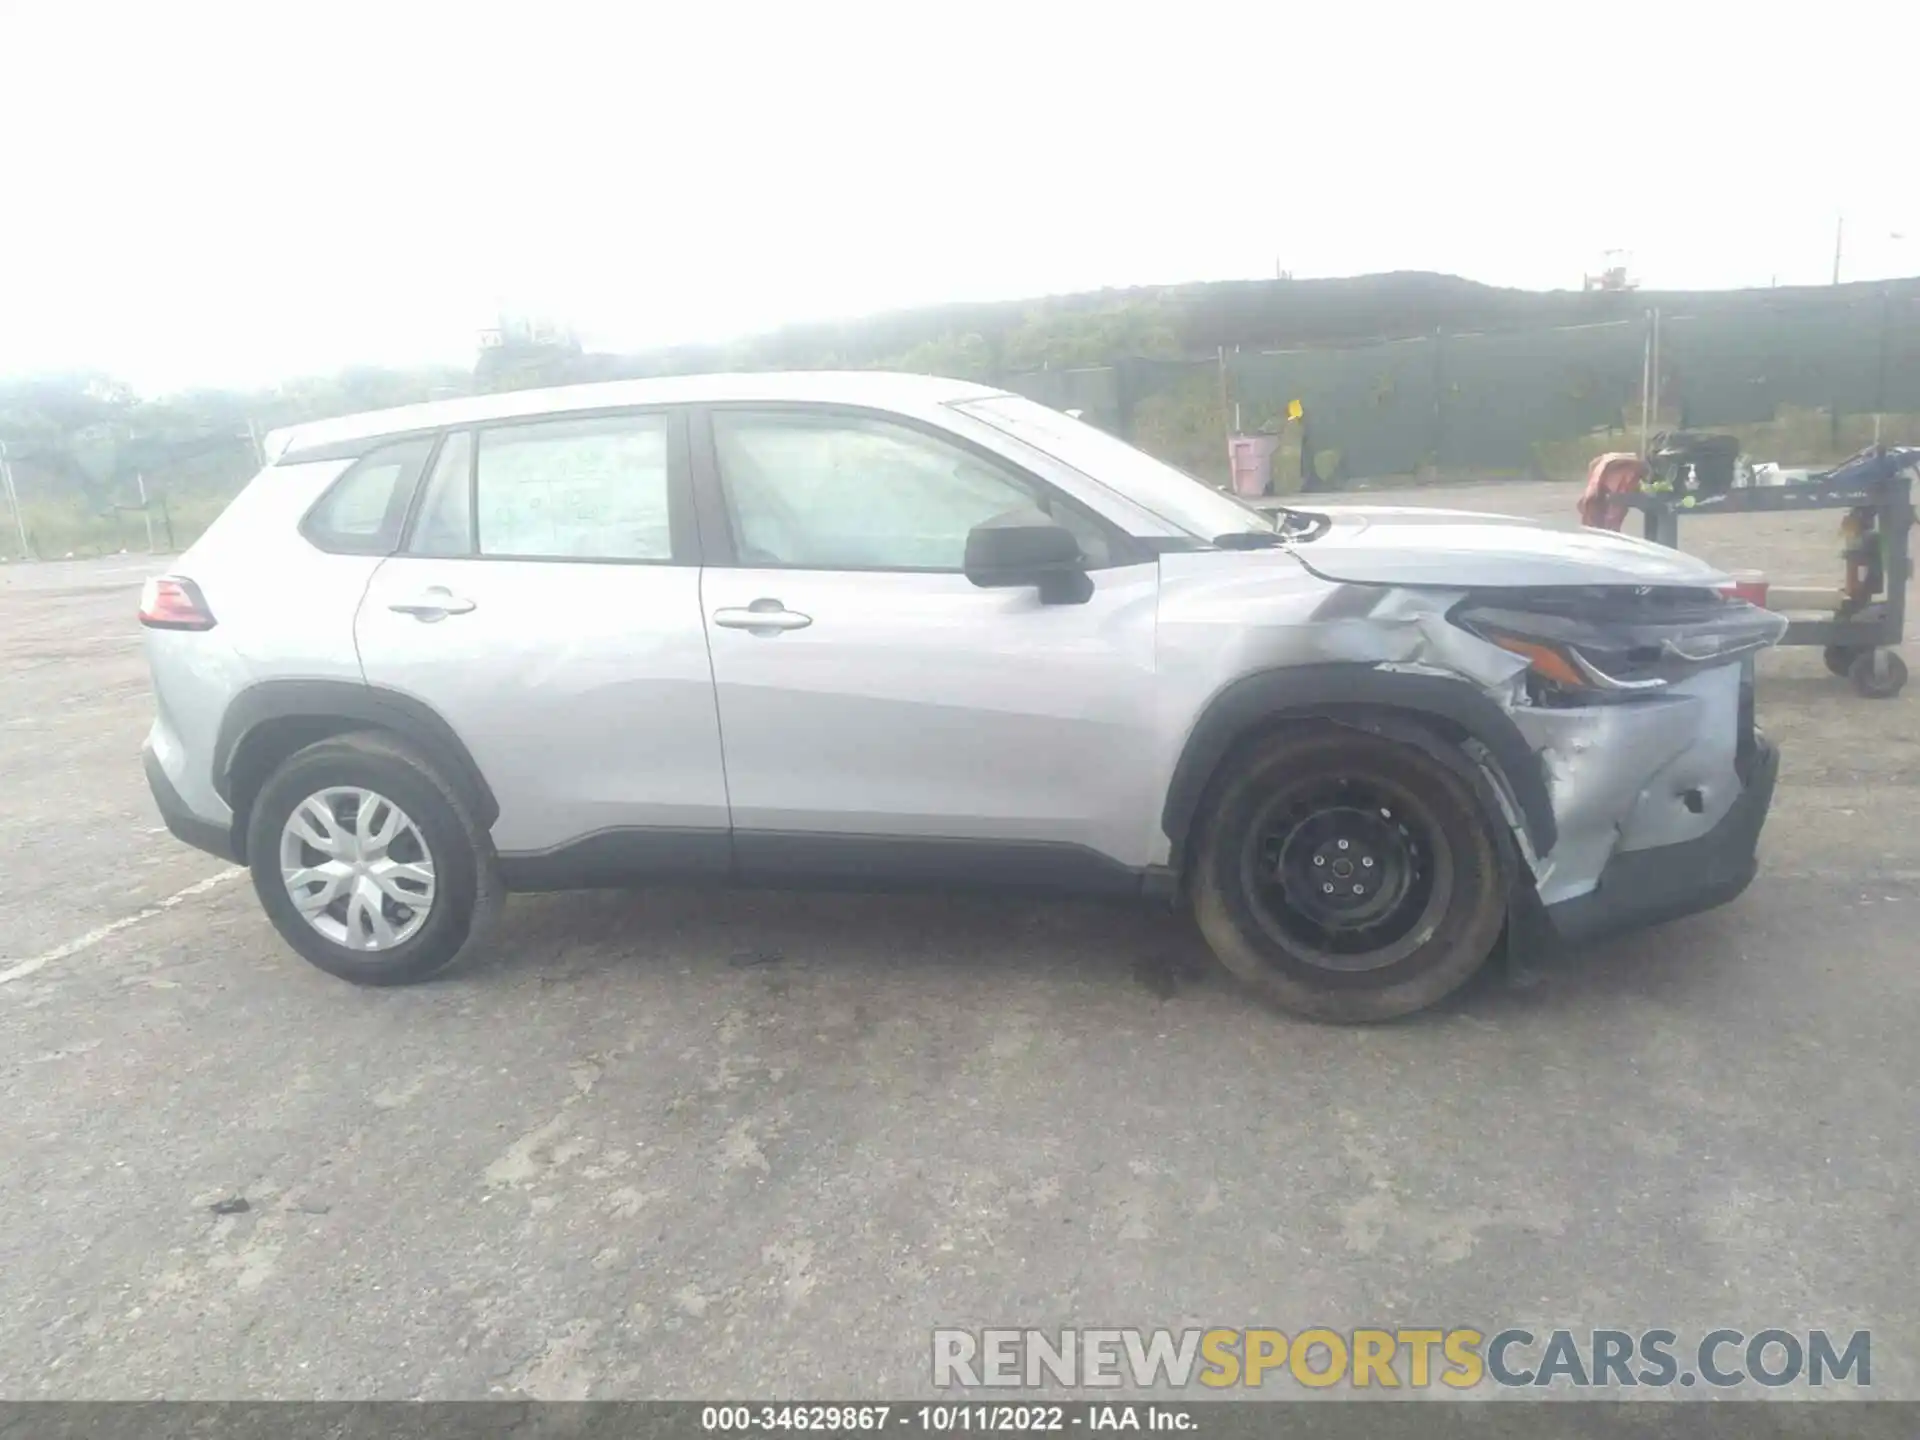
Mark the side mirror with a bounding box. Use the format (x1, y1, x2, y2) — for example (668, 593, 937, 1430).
(964, 508, 1092, 605)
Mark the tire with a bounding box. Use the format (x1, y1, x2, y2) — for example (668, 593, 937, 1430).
(1823, 645, 1861, 678)
(245, 731, 501, 985)
(1848, 648, 1908, 699)
(1191, 724, 1510, 1023)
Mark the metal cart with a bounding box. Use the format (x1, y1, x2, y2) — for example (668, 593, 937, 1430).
(1619, 447, 1915, 698)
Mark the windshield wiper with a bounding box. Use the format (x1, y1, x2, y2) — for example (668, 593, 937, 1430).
(1212, 530, 1290, 549)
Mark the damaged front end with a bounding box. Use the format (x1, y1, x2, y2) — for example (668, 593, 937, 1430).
(1157, 523, 1787, 955)
(1445, 585, 1788, 953)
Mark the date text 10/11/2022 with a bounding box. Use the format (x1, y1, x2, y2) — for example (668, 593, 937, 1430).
(701, 1405, 1194, 1432)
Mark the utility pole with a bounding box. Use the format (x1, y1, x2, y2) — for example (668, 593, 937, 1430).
(1638, 308, 1664, 456)
(1643, 314, 1658, 445)
(136, 473, 156, 553)
(1639, 311, 1654, 456)
(0, 440, 30, 559)
(1833, 214, 1845, 285)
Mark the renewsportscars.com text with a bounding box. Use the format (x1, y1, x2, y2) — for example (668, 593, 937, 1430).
(932, 1327, 1871, 1391)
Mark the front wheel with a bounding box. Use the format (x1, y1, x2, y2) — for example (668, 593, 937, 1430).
(246, 732, 500, 985)
(1191, 725, 1511, 1022)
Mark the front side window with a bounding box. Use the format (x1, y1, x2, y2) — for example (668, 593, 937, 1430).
(302, 437, 435, 555)
(954, 393, 1275, 542)
(712, 410, 1110, 571)
(474, 414, 673, 561)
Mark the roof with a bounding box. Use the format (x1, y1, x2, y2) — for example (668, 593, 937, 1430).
(265, 371, 1009, 461)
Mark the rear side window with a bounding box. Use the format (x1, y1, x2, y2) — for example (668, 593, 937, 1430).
(473, 414, 673, 561)
(301, 438, 435, 555)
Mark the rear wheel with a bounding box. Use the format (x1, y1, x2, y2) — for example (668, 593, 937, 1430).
(246, 732, 499, 985)
(1191, 725, 1510, 1022)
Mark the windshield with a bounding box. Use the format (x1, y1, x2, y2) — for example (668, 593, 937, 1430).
(953, 394, 1277, 541)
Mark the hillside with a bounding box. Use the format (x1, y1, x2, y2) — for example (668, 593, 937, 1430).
(553, 271, 1916, 384)
(7, 270, 1917, 556)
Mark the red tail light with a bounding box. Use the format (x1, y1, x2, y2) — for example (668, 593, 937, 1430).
(139, 575, 217, 631)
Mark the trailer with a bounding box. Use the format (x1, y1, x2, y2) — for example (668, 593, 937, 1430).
(1615, 444, 1915, 698)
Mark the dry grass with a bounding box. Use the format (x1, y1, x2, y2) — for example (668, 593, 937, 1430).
(3, 492, 231, 561)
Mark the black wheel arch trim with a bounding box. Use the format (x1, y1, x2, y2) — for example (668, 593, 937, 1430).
(143, 744, 243, 863)
(1161, 663, 1556, 870)
(212, 680, 499, 829)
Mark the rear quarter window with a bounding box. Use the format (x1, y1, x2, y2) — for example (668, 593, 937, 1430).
(300, 437, 437, 555)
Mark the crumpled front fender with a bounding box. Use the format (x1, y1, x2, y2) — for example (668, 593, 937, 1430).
(1159, 661, 1558, 871)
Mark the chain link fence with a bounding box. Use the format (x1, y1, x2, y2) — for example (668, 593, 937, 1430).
(1004, 285, 1920, 485)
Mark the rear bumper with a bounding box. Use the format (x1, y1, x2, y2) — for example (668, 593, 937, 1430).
(143, 744, 241, 863)
(1533, 736, 1779, 949)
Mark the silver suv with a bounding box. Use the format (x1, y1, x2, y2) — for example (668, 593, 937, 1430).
(140, 373, 1785, 1020)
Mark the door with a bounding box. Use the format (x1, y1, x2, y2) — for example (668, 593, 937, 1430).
(696, 406, 1162, 886)
(355, 409, 729, 870)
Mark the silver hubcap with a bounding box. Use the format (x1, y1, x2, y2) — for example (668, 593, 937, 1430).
(278, 788, 436, 951)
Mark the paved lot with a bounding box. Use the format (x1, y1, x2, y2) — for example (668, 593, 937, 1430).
(1, 484, 1915, 1401)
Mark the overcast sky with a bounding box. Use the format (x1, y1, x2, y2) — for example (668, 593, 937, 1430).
(2, 0, 1915, 395)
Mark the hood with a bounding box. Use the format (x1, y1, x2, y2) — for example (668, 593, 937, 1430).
(1284, 504, 1729, 589)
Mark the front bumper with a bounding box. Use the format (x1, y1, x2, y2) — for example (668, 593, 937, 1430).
(1527, 736, 1778, 950)
(143, 744, 242, 863)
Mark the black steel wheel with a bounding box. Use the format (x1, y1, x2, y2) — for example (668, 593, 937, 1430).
(1824, 645, 1862, 678)
(1192, 724, 1511, 1022)
(1245, 775, 1448, 972)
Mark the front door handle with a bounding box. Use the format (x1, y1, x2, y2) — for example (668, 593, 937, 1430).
(713, 599, 812, 634)
(388, 587, 476, 622)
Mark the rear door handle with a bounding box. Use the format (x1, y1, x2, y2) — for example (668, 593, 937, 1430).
(713, 599, 811, 634)
(388, 587, 476, 622)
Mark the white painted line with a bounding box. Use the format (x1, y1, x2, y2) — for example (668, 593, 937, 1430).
(0, 867, 246, 986)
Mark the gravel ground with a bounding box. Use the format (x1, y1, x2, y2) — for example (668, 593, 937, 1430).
(0, 484, 1914, 1401)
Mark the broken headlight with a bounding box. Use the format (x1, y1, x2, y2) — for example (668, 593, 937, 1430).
(1451, 587, 1788, 700)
